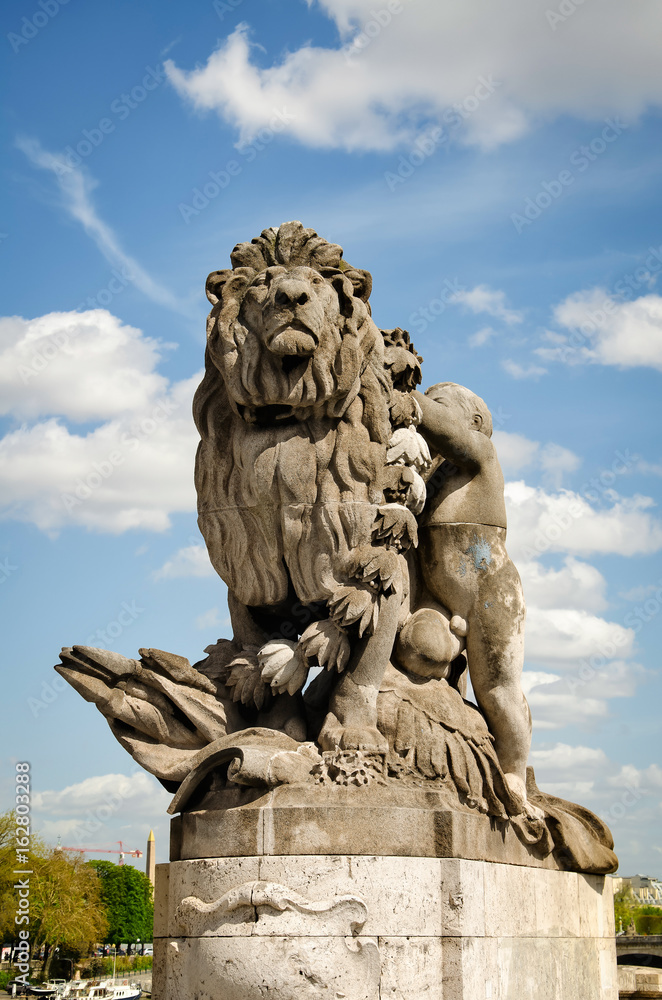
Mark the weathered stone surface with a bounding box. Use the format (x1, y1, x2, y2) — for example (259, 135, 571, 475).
(154, 854, 618, 999)
(618, 965, 662, 997)
(168, 784, 611, 873)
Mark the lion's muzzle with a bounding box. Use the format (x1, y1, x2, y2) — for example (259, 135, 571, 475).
(263, 274, 326, 356)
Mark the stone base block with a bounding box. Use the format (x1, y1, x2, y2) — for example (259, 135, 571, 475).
(153, 855, 617, 999)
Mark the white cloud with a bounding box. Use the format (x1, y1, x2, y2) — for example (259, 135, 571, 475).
(0, 309, 200, 534)
(468, 326, 497, 348)
(521, 669, 560, 696)
(609, 764, 662, 790)
(195, 607, 229, 630)
(165, 2, 662, 153)
(450, 285, 523, 324)
(620, 582, 662, 602)
(531, 742, 609, 770)
(540, 288, 662, 371)
(494, 432, 581, 486)
(527, 742, 662, 863)
(31, 772, 171, 854)
(519, 556, 607, 613)
(493, 431, 540, 473)
(0, 311, 171, 422)
(505, 480, 662, 560)
(538, 443, 582, 488)
(154, 544, 214, 580)
(16, 137, 187, 314)
(33, 772, 160, 815)
(501, 359, 548, 379)
(525, 607, 634, 665)
(524, 659, 647, 731)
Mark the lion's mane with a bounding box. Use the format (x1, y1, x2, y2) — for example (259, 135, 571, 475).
(193, 222, 394, 609)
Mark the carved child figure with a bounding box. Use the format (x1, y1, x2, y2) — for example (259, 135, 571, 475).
(412, 381, 542, 819)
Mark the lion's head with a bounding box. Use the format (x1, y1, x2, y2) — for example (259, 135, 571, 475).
(198, 221, 388, 429)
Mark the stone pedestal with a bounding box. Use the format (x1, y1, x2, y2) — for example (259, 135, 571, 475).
(153, 851, 618, 999)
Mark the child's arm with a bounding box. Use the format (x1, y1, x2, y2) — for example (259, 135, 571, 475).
(412, 390, 491, 470)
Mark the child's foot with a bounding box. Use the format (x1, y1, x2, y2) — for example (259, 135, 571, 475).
(503, 772, 546, 821)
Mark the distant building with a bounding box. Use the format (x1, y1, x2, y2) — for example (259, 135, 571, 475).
(146, 829, 156, 888)
(616, 874, 662, 906)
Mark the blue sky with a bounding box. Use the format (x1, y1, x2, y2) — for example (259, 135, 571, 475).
(1, 0, 661, 875)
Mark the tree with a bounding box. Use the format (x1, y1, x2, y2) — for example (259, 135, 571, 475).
(614, 886, 637, 932)
(0, 813, 108, 979)
(87, 861, 153, 944)
(32, 850, 108, 978)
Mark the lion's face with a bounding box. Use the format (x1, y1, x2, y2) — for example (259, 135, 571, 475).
(240, 265, 344, 360)
(207, 263, 381, 419)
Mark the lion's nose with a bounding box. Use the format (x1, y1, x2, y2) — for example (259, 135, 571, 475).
(273, 282, 310, 308)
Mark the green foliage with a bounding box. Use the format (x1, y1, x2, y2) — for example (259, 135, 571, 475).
(614, 885, 662, 935)
(31, 849, 108, 956)
(86, 861, 153, 944)
(635, 910, 662, 935)
(77, 956, 153, 978)
(0, 971, 13, 991)
(614, 887, 637, 931)
(1, 811, 105, 958)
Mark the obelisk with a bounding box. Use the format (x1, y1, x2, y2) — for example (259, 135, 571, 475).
(145, 829, 155, 888)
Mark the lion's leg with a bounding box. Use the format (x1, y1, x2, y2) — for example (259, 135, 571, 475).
(226, 590, 308, 741)
(318, 587, 401, 753)
(228, 590, 270, 648)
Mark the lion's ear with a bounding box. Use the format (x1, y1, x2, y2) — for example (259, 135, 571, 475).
(343, 268, 372, 303)
(206, 269, 234, 305)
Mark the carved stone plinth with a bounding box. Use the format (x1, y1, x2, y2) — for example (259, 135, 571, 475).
(154, 819, 618, 999)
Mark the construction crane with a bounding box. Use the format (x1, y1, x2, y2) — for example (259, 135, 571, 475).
(57, 839, 143, 865)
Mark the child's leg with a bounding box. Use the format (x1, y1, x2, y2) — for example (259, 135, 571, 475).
(465, 572, 542, 818)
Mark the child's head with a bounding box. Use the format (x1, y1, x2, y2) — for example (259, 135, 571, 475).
(425, 382, 493, 437)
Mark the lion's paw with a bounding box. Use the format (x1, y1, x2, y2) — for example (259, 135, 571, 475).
(318, 712, 388, 754)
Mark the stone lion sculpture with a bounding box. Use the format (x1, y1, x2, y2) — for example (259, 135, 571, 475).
(192, 221, 423, 753)
(55, 222, 617, 874)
